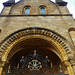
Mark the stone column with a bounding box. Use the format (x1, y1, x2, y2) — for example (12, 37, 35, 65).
(64, 60, 74, 75)
(0, 61, 6, 75)
(69, 59, 75, 75)
(72, 65, 75, 75)
(0, 67, 3, 75)
(67, 66, 74, 75)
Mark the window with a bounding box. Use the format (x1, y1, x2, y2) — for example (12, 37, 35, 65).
(40, 7, 46, 14)
(39, 5, 46, 14)
(25, 7, 30, 14)
(23, 5, 31, 15)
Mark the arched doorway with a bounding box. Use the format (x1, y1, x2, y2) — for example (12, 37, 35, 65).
(0, 28, 74, 75)
(2, 38, 67, 75)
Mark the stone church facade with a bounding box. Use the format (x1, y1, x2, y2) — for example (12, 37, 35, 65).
(0, 0, 75, 75)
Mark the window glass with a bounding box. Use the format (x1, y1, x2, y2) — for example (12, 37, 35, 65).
(25, 8, 30, 14)
(40, 7, 46, 14)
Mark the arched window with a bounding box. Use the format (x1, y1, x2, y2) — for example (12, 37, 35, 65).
(39, 5, 46, 14)
(25, 7, 30, 14)
(24, 6, 31, 15)
(40, 7, 46, 14)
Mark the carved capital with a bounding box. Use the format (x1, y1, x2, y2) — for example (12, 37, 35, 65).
(63, 60, 71, 67)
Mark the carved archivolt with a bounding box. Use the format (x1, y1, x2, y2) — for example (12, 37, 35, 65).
(0, 27, 74, 62)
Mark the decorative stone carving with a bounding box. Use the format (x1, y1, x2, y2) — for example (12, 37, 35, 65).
(0, 27, 75, 75)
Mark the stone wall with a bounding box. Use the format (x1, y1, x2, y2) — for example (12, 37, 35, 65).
(1, 0, 70, 15)
(0, 0, 75, 75)
(0, 15, 75, 46)
(0, 0, 75, 47)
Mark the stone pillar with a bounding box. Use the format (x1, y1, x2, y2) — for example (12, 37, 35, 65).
(0, 67, 3, 75)
(72, 65, 75, 75)
(64, 60, 74, 75)
(0, 61, 6, 75)
(69, 59, 75, 75)
(67, 66, 74, 75)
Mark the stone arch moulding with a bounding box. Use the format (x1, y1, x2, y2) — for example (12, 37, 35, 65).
(0, 27, 75, 75)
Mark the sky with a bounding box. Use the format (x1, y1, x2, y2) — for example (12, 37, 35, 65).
(0, 0, 75, 19)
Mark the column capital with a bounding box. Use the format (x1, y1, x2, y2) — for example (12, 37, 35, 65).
(0, 61, 6, 67)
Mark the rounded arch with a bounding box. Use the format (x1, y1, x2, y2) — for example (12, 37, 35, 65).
(5, 37, 63, 61)
(39, 5, 47, 14)
(0, 27, 75, 75)
(39, 5, 46, 8)
(22, 5, 31, 14)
